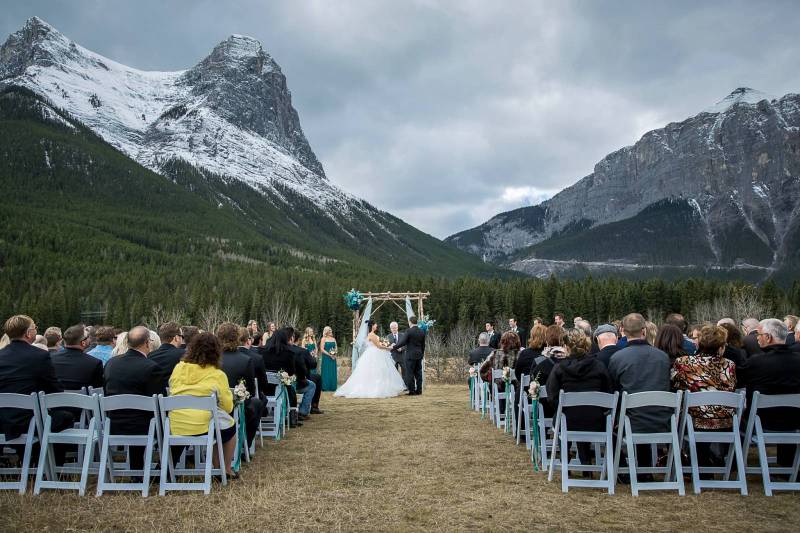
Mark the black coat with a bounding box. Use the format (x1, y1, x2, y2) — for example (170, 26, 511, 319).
(515, 348, 541, 379)
(240, 347, 269, 399)
(787, 332, 796, 347)
(149, 343, 185, 391)
(743, 331, 763, 358)
(388, 332, 404, 365)
(595, 345, 620, 368)
(103, 349, 163, 434)
(50, 347, 104, 391)
(723, 345, 746, 380)
(487, 331, 500, 349)
(260, 345, 296, 396)
(738, 344, 800, 431)
(0, 340, 63, 438)
(394, 325, 426, 360)
(288, 345, 310, 387)
(221, 349, 256, 396)
(468, 345, 493, 365)
(546, 356, 613, 431)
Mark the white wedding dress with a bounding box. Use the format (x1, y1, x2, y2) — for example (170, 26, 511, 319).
(334, 342, 407, 399)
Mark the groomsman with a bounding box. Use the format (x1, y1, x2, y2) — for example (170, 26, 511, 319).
(485, 322, 500, 349)
(388, 321, 404, 373)
(508, 318, 521, 336)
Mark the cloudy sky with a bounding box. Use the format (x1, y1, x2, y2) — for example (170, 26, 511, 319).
(3, 1, 800, 238)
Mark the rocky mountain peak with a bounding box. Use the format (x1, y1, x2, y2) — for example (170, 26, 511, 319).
(704, 86, 776, 114)
(193, 34, 281, 77)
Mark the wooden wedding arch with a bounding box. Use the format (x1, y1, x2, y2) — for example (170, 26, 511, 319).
(351, 291, 430, 341)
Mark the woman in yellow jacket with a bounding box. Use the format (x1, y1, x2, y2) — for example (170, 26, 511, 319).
(168, 332, 237, 477)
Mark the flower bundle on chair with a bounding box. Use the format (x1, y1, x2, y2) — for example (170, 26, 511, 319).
(232, 379, 250, 472)
(343, 289, 363, 311)
(468, 366, 477, 407)
(528, 372, 542, 471)
(280, 371, 296, 387)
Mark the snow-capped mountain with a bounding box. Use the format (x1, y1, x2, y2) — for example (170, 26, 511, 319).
(1, 17, 357, 214)
(0, 17, 499, 277)
(446, 87, 800, 280)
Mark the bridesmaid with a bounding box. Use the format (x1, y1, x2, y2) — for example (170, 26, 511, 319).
(320, 326, 338, 391)
(303, 327, 319, 375)
(261, 322, 276, 346)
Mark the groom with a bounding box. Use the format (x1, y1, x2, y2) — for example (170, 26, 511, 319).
(392, 316, 426, 395)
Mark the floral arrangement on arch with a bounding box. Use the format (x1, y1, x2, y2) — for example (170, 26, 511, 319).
(418, 314, 436, 332)
(343, 289, 363, 311)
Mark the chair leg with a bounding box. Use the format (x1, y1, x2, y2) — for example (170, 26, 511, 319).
(627, 435, 638, 496)
(606, 433, 615, 495)
(142, 432, 155, 497)
(96, 434, 110, 497)
(159, 434, 170, 496)
(547, 417, 560, 481)
(560, 420, 569, 492)
(687, 426, 701, 494)
(78, 422, 96, 497)
(756, 432, 772, 496)
(671, 428, 685, 496)
(732, 429, 748, 495)
(33, 424, 50, 495)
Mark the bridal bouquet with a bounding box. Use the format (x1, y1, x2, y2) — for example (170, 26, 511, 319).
(233, 379, 250, 405)
(343, 289, 363, 311)
(379, 339, 391, 349)
(280, 371, 296, 387)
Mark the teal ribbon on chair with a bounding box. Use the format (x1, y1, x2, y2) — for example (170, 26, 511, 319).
(468, 376, 474, 408)
(531, 397, 541, 472)
(481, 382, 489, 419)
(279, 384, 290, 439)
(504, 380, 512, 434)
(233, 402, 247, 472)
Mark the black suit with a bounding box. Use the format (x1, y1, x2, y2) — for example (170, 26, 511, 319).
(240, 347, 269, 400)
(260, 345, 297, 406)
(595, 345, 620, 368)
(394, 325, 426, 394)
(0, 340, 68, 439)
(149, 343, 185, 391)
(300, 347, 322, 407)
(221, 350, 261, 445)
(468, 345, 493, 365)
(738, 343, 800, 466)
(51, 347, 104, 391)
(743, 331, 763, 358)
(103, 349, 163, 469)
(787, 332, 796, 347)
(389, 332, 404, 371)
(487, 331, 500, 350)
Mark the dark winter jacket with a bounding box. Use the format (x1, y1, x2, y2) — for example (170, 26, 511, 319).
(546, 356, 613, 431)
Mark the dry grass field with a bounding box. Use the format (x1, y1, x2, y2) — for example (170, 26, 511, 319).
(1, 384, 798, 532)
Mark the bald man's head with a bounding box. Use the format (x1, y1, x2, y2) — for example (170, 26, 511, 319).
(127, 326, 151, 354)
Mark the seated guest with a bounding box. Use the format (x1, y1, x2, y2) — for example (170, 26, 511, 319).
(149, 322, 186, 390)
(594, 324, 620, 367)
(645, 321, 658, 346)
(179, 326, 199, 350)
(103, 325, 163, 470)
(609, 313, 672, 472)
(216, 322, 262, 447)
(547, 329, 612, 465)
(260, 328, 300, 427)
(671, 325, 736, 471)
(168, 333, 237, 478)
(793, 322, 800, 354)
(468, 332, 493, 365)
(516, 325, 546, 380)
(655, 324, 688, 362)
(687, 324, 703, 352)
(479, 331, 521, 421)
(87, 326, 116, 366)
(742, 317, 763, 357)
(286, 327, 318, 420)
(113, 331, 129, 356)
(44, 326, 63, 354)
(574, 319, 598, 354)
(664, 313, 697, 355)
(0, 315, 73, 464)
(738, 318, 800, 467)
(51, 324, 104, 391)
(784, 315, 798, 346)
(530, 325, 567, 388)
(718, 323, 746, 372)
(238, 326, 268, 400)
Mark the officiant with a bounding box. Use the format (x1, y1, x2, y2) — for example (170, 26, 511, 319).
(389, 321, 404, 373)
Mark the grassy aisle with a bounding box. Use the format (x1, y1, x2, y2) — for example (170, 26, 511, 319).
(1, 385, 798, 531)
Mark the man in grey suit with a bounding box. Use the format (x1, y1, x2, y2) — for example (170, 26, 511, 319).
(392, 316, 426, 395)
(388, 321, 404, 373)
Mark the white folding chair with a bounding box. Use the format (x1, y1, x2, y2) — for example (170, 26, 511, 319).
(258, 373, 285, 442)
(0, 393, 45, 493)
(490, 369, 516, 433)
(679, 390, 747, 495)
(613, 391, 685, 495)
(96, 394, 162, 497)
(158, 394, 227, 495)
(743, 392, 800, 495)
(516, 374, 532, 447)
(548, 390, 619, 494)
(34, 392, 101, 496)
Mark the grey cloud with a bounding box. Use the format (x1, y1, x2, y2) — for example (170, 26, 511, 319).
(2, 1, 799, 238)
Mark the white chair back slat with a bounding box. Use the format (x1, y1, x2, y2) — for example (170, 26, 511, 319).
(560, 391, 617, 409)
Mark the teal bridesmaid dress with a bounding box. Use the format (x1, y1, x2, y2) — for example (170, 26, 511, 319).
(321, 340, 338, 391)
(306, 342, 319, 375)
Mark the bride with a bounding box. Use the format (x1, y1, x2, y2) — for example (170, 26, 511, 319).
(334, 320, 407, 399)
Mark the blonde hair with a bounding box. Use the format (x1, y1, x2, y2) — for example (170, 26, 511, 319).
(0, 334, 9, 349)
(322, 326, 333, 337)
(303, 327, 316, 344)
(112, 331, 129, 356)
(148, 329, 161, 352)
(645, 321, 658, 346)
(564, 329, 591, 358)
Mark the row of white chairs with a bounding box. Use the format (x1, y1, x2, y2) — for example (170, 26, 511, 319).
(469, 365, 800, 496)
(0, 372, 293, 496)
